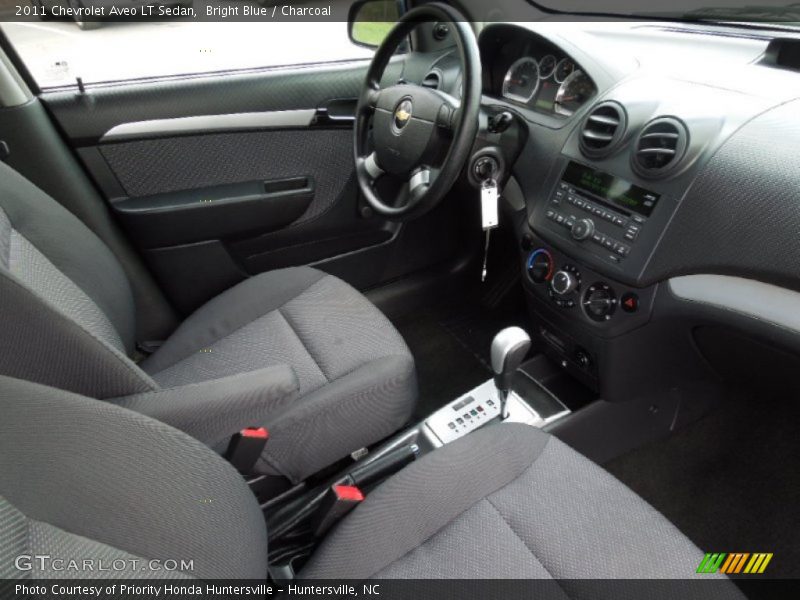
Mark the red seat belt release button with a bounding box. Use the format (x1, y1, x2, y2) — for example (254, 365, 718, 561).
(226, 427, 268, 474)
(312, 484, 365, 537)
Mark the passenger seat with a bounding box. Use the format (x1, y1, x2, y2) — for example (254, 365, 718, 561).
(0, 375, 742, 596)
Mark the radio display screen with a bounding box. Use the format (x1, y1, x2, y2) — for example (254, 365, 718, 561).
(562, 161, 660, 217)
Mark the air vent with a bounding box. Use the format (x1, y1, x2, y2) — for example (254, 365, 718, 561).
(421, 71, 441, 90)
(633, 117, 689, 177)
(580, 102, 626, 158)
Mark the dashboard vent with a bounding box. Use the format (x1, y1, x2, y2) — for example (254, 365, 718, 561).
(421, 71, 441, 90)
(580, 102, 626, 158)
(633, 117, 689, 177)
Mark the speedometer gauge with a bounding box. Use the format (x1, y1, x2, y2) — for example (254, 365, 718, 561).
(502, 58, 540, 103)
(554, 70, 595, 116)
(554, 58, 576, 84)
(539, 55, 557, 79)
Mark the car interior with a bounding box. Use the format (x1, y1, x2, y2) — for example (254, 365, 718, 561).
(1, 0, 799, 594)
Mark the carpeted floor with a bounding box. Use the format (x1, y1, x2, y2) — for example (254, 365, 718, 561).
(606, 389, 800, 579)
(393, 299, 533, 420)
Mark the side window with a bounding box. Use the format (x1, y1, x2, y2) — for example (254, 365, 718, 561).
(1, 1, 389, 90)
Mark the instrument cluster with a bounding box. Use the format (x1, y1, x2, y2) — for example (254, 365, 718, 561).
(501, 54, 595, 117)
(480, 28, 597, 117)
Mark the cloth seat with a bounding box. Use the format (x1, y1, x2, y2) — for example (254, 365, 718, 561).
(139, 266, 417, 481)
(302, 425, 741, 596)
(0, 161, 416, 483)
(0, 376, 742, 597)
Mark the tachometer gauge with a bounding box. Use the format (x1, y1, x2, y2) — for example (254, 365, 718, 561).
(554, 70, 595, 116)
(539, 54, 557, 79)
(502, 58, 541, 103)
(554, 58, 576, 84)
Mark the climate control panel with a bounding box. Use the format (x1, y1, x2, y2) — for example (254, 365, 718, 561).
(524, 243, 652, 332)
(521, 232, 659, 393)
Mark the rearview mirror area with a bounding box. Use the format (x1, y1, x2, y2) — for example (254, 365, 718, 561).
(348, 0, 402, 48)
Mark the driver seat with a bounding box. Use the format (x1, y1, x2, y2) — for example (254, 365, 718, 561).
(0, 162, 416, 483)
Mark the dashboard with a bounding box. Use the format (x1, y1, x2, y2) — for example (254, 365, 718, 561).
(447, 21, 800, 400)
(480, 25, 597, 117)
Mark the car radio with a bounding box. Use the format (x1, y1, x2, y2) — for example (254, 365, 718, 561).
(543, 161, 660, 264)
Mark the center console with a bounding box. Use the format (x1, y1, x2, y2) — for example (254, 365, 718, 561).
(424, 377, 569, 446)
(519, 156, 677, 393)
(263, 328, 571, 578)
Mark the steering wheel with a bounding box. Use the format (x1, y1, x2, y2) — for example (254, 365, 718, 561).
(354, 3, 482, 219)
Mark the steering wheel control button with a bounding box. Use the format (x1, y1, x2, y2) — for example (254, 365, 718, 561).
(621, 293, 640, 313)
(583, 282, 617, 322)
(571, 218, 595, 241)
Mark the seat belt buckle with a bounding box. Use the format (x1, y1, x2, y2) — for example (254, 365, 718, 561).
(311, 484, 365, 537)
(226, 427, 268, 474)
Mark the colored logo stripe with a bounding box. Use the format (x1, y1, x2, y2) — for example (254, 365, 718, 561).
(744, 553, 773, 574)
(697, 553, 727, 573)
(720, 553, 749, 574)
(697, 553, 773, 574)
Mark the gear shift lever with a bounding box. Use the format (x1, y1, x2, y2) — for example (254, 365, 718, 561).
(491, 327, 531, 420)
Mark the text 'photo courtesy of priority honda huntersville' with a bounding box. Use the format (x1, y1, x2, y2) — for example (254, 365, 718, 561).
(0, 0, 799, 598)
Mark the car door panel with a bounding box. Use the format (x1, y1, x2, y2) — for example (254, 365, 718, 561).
(37, 59, 466, 315)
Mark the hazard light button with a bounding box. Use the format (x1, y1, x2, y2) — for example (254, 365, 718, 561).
(621, 293, 639, 313)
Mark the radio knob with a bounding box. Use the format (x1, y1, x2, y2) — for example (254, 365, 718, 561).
(571, 218, 595, 241)
(551, 270, 578, 296)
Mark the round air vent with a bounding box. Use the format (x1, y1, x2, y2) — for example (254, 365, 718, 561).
(421, 71, 441, 90)
(633, 117, 689, 178)
(580, 102, 627, 158)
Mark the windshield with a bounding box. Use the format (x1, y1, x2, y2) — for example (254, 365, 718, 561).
(530, 0, 800, 27)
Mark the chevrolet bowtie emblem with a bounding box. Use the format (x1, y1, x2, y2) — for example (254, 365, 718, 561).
(393, 100, 413, 132)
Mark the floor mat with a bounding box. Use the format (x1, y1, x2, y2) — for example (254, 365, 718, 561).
(393, 299, 533, 421)
(606, 390, 800, 579)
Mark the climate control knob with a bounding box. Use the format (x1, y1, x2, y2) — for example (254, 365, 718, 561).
(583, 282, 617, 322)
(571, 218, 595, 241)
(527, 249, 554, 284)
(551, 270, 578, 296)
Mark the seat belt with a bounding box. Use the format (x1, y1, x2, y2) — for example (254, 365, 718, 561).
(226, 427, 269, 474)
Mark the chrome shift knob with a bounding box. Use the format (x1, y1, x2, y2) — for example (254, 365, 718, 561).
(491, 327, 531, 419)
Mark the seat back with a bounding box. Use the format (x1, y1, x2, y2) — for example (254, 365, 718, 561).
(0, 375, 268, 580)
(0, 162, 155, 398)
